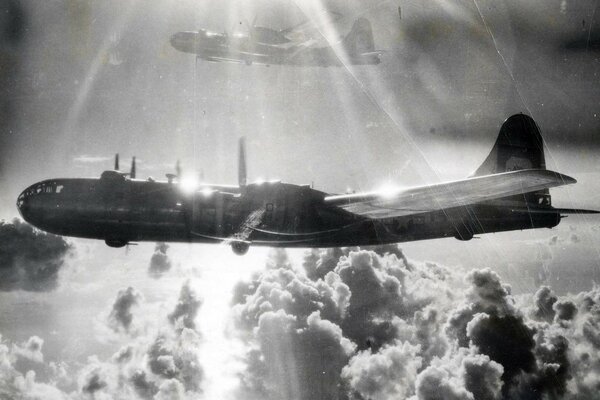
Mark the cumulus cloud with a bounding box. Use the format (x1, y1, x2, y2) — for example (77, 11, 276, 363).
(461, 353, 504, 400)
(302, 247, 346, 281)
(0, 334, 71, 399)
(13, 336, 44, 364)
(168, 281, 201, 331)
(108, 286, 142, 332)
(232, 248, 600, 400)
(0, 219, 71, 291)
(532, 286, 558, 322)
(146, 329, 203, 392)
(414, 364, 474, 400)
(232, 248, 457, 399)
(4, 245, 600, 400)
(342, 341, 422, 400)
(233, 251, 354, 399)
(80, 364, 108, 395)
(148, 242, 172, 277)
(554, 299, 578, 323)
(0, 279, 206, 399)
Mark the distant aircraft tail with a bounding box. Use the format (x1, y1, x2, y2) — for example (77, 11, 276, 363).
(343, 18, 376, 56)
(472, 114, 552, 206)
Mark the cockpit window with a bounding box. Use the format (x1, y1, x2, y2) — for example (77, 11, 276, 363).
(21, 182, 63, 199)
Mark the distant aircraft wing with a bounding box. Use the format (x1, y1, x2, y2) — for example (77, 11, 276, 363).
(325, 169, 576, 219)
(360, 50, 386, 57)
(281, 10, 343, 37)
(204, 56, 244, 64)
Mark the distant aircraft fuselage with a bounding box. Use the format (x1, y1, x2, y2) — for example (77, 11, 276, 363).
(17, 115, 597, 255)
(169, 18, 383, 66)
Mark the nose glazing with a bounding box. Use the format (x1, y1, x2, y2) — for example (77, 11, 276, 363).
(170, 32, 187, 48)
(16, 189, 29, 220)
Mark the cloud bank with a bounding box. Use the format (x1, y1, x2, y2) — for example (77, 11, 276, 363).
(0, 280, 204, 399)
(230, 246, 600, 400)
(2, 244, 600, 399)
(0, 219, 71, 291)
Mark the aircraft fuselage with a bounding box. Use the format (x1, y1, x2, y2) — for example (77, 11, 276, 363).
(169, 30, 380, 66)
(17, 173, 561, 250)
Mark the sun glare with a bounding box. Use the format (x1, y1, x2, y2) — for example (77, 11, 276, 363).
(180, 175, 199, 193)
(186, 245, 269, 399)
(377, 182, 402, 198)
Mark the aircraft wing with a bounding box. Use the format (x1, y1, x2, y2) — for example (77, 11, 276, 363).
(325, 169, 576, 219)
(281, 10, 343, 38)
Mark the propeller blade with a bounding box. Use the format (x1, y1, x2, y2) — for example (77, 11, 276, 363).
(175, 160, 182, 179)
(114, 153, 120, 171)
(130, 156, 136, 179)
(238, 137, 247, 187)
(244, 18, 255, 41)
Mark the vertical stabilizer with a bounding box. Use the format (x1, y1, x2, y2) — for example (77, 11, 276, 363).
(343, 18, 375, 55)
(238, 137, 247, 187)
(473, 114, 551, 205)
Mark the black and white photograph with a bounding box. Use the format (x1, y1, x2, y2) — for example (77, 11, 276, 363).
(1, 0, 600, 399)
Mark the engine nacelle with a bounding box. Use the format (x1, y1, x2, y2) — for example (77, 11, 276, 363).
(231, 241, 250, 255)
(105, 239, 128, 248)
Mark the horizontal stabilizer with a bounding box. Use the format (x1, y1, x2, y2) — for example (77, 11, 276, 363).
(554, 208, 600, 214)
(326, 169, 577, 219)
(509, 207, 599, 215)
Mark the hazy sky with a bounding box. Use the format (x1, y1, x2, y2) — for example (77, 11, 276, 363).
(2, 0, 600, 216)
(1, 1, 600, 399)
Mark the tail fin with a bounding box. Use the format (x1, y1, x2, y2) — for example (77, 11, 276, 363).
(473, 114, 551, 205)
(343, 18, 375, 55)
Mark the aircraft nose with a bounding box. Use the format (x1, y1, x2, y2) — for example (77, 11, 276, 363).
(170, 33, 184, 49)
(16, 189, 31, 221)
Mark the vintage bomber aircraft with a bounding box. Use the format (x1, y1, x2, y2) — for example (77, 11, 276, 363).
(17, 114, 597, 255)
(169, 17, 383, 66)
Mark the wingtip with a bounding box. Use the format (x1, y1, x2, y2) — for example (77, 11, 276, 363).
(541, 169, 577, 185)
(560, 173, 577, 185)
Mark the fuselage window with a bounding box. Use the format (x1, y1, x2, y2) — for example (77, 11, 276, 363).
(538, 195, 551, 206)
(56, 185, 64, 193)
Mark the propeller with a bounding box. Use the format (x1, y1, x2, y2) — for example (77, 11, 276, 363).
(243, 15, 259, 46)
(130, 156, 136, 179)
(112, 153, 136, 178)
(244, 15, 258, 38)
(167, 160, 182, 184)
(175, 160, 182, 179)
(238, 136, 247, 187)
